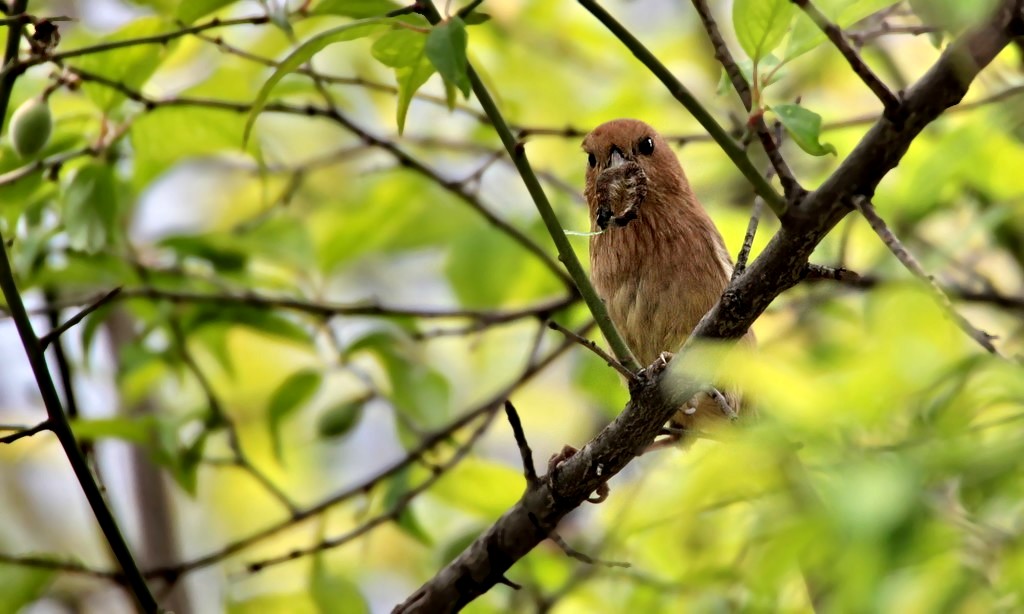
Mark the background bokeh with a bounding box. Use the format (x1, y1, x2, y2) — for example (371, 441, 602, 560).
(1, 0, 1023, 612)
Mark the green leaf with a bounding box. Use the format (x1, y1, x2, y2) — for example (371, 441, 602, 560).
(463, 13, 492, 25)
(0, 564, 55, 613)
(245, 19, 390, 144)
(349, 335, 449, 443)
(771, 103, 837, 156)
(383, 468, 432, 545)
(71, 17, 170, 111)
(395, 58, 435, 135)
(733, 0, 796, 62)
(370, 27, 435, 134)
(171, 430, 207, 496)
(63, 162, 120, 254)
(161, 234, 248, 272)
(267, 369, 322, 461)
(311, 171, 475, 271)
(371, 28, 426, 68)
(429, 458, 523, 517)
(425, 17, 470, 97)
(70, 416, 155, 444)
(907, 0, 999, 34)
(177, 0, 238, 23)
(185, 305, 313, 348)
(131, 106, 254, 187)
(716, 54, 782, 96)
(311, 0, 399, 18)
(310, 555, 369, 614)
(317, 399, 366, 438)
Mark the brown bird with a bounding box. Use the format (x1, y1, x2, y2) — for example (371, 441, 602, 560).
(583, 118, 751, 435)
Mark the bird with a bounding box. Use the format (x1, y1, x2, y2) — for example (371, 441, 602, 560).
(582, 118, 752, 437)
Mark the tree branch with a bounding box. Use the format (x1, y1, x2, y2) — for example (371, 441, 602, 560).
(0, 2, 157, 610)
(0, 420, 50, 444)
(852, 196, 1000, 354)
(791, 0, 902, 117)
(39, 286, 121, 349)
(503, 401, 538, 485)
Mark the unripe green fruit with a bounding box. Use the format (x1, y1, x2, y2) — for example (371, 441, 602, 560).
(9, 96, 53, 158)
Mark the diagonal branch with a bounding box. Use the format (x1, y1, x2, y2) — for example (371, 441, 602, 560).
(503, 401, 538, 485)
(791, 0, 902, 117)
(852, 196, 1000, 354)
(39, 287, 121, 349)
(0, 2, 157, 610)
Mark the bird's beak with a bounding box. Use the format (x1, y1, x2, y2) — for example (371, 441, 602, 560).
(606, 147, 627, 170)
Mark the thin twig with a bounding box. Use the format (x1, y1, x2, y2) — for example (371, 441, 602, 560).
(503, 401, 538, 485)
(733, 199, 763, 280)
(244, 404, 500, 574)
(803, 263, 862, 283)
(803, 265, 1024, 312)
(114, 286, 575, 324)
(848, 22, 941, 47)
(852, 196, 1000, 355)
(548, 533, 631, 568)
(791, 0, 901, 117)
(39, 287, 121, 349)
(0, 420, 50, 444)
(547, 320, 636, 381)
(167, 318, 298, 514)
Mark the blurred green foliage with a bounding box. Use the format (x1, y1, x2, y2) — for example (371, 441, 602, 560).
(0, 0, 1023, 612)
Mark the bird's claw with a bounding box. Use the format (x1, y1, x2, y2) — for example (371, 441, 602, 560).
(547, 444, 610, 504)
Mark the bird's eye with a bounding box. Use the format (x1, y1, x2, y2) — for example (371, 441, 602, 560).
(587, 152, 597, 168)
(638, 136, 655, 156)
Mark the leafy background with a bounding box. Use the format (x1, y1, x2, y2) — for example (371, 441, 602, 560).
(0, 0, 1023, 612)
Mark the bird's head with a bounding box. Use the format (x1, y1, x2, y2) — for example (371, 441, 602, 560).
(582, 118, 687, 215)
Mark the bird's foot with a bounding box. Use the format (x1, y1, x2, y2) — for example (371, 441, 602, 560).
(645, 425, 686, 453)
(547, 444, 610, 504)
(706, 387, 739, 421)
